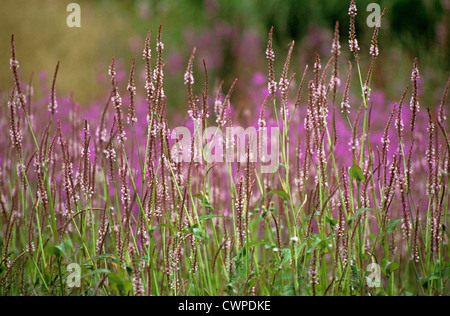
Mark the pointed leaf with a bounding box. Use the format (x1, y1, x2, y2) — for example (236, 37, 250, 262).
(349, 165, 365, 182)
(84, 254, 117, 264)
(266, 190, 289, 201)
(386, 219, 403, 234)
(81, 269, 111, 278)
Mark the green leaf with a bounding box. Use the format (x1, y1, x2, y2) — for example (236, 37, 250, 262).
(247, 278, 256, 289)
(381, 259, 399, 274)
(386, 219, 403, 234)
(48, 240, 73, 261)
(192, 194, 215, 212)
(326, 217, 338, 227)
(193, 227, 202, 239)
(307, 236, 321, 253)
(204, 201, 214, 212)
(388, 262, 399, 272)
(193, 227, 208, 240)
(307, 235, 335, 253)
(81, 269, 111, 278)
(349, 165, 365, 182)
(369, 233, 378, 240)
(420, 275, 441, 290)
(295, 239, 309, 257)
(84, 254, 117, 264)
(47, 246, 61, 257)
(151, 223, 180, 232)
(280, 249, 291, 265)
(202, 214, 232, 221)
(266, 190, 289, 201)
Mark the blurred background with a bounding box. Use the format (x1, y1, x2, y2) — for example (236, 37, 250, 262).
(0, 0, 449, 111)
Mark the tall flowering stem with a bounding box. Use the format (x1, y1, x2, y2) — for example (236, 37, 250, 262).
(266, 26, 277, 97)
(348, 0, 359, 60)
(410, 58, 420, 136)
(48, 61, 60, 116)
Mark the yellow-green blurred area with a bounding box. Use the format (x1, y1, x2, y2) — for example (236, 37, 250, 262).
(0, 0, 449, 107)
